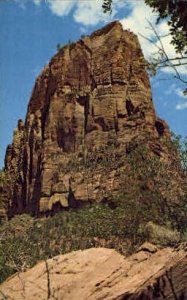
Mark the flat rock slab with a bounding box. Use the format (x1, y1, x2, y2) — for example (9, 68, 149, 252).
(1, 243, 187, 299)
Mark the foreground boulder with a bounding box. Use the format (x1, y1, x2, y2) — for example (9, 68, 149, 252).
(1, 243, 187, 299)
(4, 21, 180, 217)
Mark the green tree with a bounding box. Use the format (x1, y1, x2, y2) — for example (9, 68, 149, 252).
(171, 133, 187, 175)
(102, 0, 112, 13)
(0, 169, 10, 215)
(145, 0, 187, 54)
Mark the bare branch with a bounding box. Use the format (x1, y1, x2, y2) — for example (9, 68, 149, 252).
(45, 259, 51, 300)
(140, 20, 187, 85)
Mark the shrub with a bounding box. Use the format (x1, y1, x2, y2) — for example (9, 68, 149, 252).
(144, 221, 181, 246)
(56, 43, 64, 51)
(0, 203, 145, 283)
(1, 137, 187, 284)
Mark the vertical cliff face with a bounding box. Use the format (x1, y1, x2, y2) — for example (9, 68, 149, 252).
(5, 21, 174, 216)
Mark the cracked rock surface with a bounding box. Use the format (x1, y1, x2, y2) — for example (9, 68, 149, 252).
(1, 243, 187, 299)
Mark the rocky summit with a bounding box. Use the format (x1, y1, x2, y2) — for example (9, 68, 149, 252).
(4, 21, 176, 216)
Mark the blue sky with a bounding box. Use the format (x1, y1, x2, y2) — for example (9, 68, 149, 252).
(0, 0, 187, 168)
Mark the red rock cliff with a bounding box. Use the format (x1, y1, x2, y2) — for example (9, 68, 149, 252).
(5, 21, 173, 216)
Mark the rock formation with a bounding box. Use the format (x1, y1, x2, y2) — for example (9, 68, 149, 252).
(1, 243, 187, 299)
(4, 21, 177, 216)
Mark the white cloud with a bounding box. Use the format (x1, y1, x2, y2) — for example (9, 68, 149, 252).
(164, 83, 176, 95)
(33, 0, 42, 5)
(162, 83, 187, 102)
(174, 84, 187, 111)
(120, 1, 187, 76)
(120, 1, 158, 58)
(176, 102, 187, 110)
(46, 0, 125, 26)
(30, 0, 187, 77)
(31, 0, 127, 26)
(74, 0, 127, 26)
(47, 0, 75, 17)
(74, 0, 112, 26)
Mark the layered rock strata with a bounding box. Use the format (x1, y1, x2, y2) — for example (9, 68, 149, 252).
(5, 21, 173, 216)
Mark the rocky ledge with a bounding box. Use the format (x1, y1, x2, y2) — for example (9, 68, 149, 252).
(1, 243, 187, 299)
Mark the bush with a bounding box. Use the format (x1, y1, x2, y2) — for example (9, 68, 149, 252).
(143, 221, 181, 246)
(0, 169, 10, 213)
(1, 190, 186, 284)
(56, 43, 64, 51)
(0, 203, 146, 283)
(1, 138, 187, 284)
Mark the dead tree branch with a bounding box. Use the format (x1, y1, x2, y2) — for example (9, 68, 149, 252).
(140, 20, 187, 86)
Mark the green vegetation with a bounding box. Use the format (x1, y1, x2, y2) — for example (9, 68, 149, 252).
(0, 169, 8, 196)
(144, 0, 187, 54)
(1, 137, 187, 283)
(171, 133, 187, 174)
(0, 191, 186, 284)
(0, 169, 10, 221)
(56, 43, 64, 51)
(0, 205, 132, 283)
(102, 0, 112, 13)
(108, 147, 187, 236)
(0, 133, 187, 284)
(56, 39, 72, 52)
